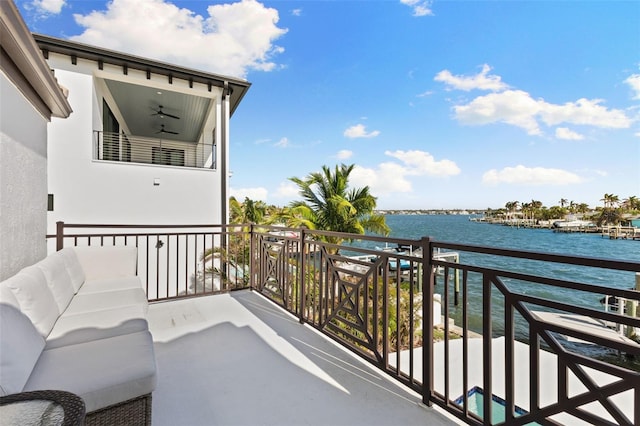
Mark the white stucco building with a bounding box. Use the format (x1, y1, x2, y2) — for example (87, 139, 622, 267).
(0, 2, 72, 280)
(32, 34, 251, 233)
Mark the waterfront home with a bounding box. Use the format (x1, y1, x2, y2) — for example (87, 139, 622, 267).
(1, 3, 639, 425)
(30, 33, 250, 233)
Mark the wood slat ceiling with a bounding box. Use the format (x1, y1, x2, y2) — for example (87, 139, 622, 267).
(104, 79, 212, 143)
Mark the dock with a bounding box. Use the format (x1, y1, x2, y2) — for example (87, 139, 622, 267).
(552, 226, 600, 234)
(601, 226, 640, 240)
(530, 311, 639, 347)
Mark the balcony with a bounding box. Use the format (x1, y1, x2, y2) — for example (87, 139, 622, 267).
(148, 290, 457, 425)
(94, 131, 216, 169)
(51, 223, 640, 425)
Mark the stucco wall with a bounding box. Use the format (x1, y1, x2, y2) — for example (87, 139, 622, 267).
(46, 64, 222, 234)
(0, 73, 49, 280)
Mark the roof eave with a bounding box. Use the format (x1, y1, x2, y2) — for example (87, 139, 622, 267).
(32, 33, 251, 116)
(1, 2, 72, 119)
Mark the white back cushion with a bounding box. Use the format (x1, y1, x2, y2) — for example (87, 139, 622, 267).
(73, 246, 138, 281)
(33, 255, 75, 313)
(5, 269, 59, 337)
(0, 301, 46, 395)
(57, 248, 86, 293)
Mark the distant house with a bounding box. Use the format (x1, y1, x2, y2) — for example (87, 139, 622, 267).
(32, 34, 251, 234)
(0, 2, 72, 279)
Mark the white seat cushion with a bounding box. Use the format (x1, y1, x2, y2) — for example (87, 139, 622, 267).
(32, 255, 75, 313)
(78, 276, 144, 295)
(73, 246, 138, 281)
(24, 331, 157, 412)
(0, 284, 20, 309)
(64, 288, 149, 315)
(4, 270, 59, 337)
(57, 248, 86, 293)
(45, 304, 149, 350)
(0, 301, 46, 396)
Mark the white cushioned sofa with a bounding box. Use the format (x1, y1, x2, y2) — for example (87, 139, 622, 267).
(0, 246, 156, 425)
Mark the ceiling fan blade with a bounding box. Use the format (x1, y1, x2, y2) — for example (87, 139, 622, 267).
(162, 112, 181, 120)
(152, 105, 180, 120)
(157, 125, 179, 135)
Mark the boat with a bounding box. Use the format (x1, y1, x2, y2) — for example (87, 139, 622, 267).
(599, 290, 637, 314)
(552, 219, 595, 229)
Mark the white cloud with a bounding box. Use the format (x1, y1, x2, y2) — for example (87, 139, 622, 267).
(348, 150, 460, 196)
(384, 150, 461, 177)
(335, 150, 353, 160)
(230, 186, 268, 201)
(555, 127, 584, 140)
(436, 64, 633, 136)
(417, 90, 434, 98)
(435, 64, 509, 92)
(274, 181, 299, 198)
(625, 74, 640, 100)
(71, 0, 287, 78)
(482, 165, 583, 186)
(351, 163, 413, 195)
(453, 90, 631, 135)
(454, 90, 543, 135)
(400, 0, 434, 17)
(32, 0, 65, 14)
(344, 124, 381, 139)
(274, 137, 290, 148)
(291, 8, 302, 16)
(539, 98, 631, 128)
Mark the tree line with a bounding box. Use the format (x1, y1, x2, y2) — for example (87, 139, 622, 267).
(486, 195, 640, 226)
(230, 163, 639, 230)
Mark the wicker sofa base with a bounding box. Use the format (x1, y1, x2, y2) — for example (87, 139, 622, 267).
(85, 393, 152, 426)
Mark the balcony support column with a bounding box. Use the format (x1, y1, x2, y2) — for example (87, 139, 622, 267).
(220, 82, 230, 227)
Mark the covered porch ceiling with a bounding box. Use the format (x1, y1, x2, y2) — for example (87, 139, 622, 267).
(104, 79, 212, 143)
(33, 33, 251, 144)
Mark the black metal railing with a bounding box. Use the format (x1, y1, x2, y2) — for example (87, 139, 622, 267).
(94, 131, 215, 169)
(50, 222, 640, 425)
(51, 222, 250, 301)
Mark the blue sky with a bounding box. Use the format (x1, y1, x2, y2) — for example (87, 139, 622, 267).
(19, 0, 640, 210)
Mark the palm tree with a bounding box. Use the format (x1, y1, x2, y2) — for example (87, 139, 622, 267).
(622, 196, 640, 212)
(576, 203, 590, 214)
(596, 193, 624, 226)
(559, 198, 568, 208)
(229, 196, 267, 226)
(530, 199, 543, 221)
(283, 164, 390, 248)
(601, 193, 619, 208)
(504, 201, 519, 221)
(597, 207, 623, 226)
(520, 202, 531, 224)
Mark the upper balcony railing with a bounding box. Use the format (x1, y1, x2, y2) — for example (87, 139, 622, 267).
(94, 131, 216, 169)
(50, 222, 640, 425)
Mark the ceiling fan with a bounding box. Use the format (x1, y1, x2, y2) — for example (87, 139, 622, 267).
(157, 124, 179, 135)
(151, 105, 180, 120)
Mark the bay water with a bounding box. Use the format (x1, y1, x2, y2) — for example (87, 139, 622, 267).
(360, 214, 640, 366)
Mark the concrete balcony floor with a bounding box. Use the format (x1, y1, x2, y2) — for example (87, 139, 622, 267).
(147, 290, 460, 426)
